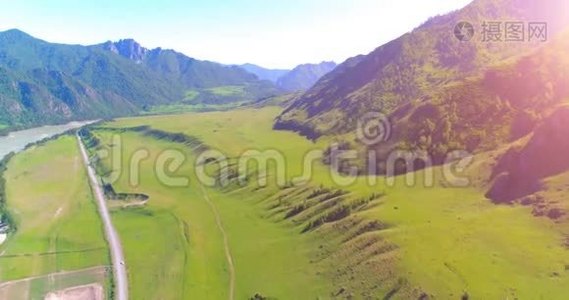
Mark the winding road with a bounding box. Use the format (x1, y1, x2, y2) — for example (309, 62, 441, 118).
(77, 134, 129, 300)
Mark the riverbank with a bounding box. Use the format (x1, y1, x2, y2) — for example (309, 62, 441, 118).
(0, 153, 15, 246)
(0, 120, 97, 246)
(0, 121, 96, 161)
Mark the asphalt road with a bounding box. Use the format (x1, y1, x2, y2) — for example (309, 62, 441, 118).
(77, 134, 129, 300)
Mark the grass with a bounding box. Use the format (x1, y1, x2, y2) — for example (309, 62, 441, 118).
(141, 85, 267, 116)
(205, 85, 246, 97)
(184, 90, 200, 101)
(141, 102, 248, 115)
(89, 129, 330, 299)
(96, 106, 569, 299)
(0, 135, 109, 284)
(376, 184, 569, 298)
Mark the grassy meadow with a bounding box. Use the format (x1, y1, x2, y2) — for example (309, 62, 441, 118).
(82, 106, 569, 299)
(88, 129, 331, 299)
(0, 135, 110, 295)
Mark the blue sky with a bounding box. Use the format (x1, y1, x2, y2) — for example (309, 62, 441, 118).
(0, 0, 472, 69)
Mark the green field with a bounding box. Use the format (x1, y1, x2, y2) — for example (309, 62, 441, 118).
(82, 106, 569, 299)
(0, 136, 110, 293)
(0, 266, 108, 300)
(204, 85, 246, 97)
(141, 102, 249, 116)
(87, 129, 331, 299)
(141, 86, 254, 115)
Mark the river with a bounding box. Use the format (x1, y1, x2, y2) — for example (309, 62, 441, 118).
(0, 121, 95, 161)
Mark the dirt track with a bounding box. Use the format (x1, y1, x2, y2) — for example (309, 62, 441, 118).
(44, 284, 103, 300)
(200, 185, 235, 300)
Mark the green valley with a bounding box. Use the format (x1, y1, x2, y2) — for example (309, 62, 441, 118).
(72, 106, 569, 299)
(2, 0, 569, 299)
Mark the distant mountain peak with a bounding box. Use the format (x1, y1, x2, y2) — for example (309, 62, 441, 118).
(276, 61, 337, 92)
(239, 63, 290, 82)
(239, 61, 336, 91)
(295, 61, 336, 69)
(0, 28, 37, 41)
(102, 39, 149, 63)
(2, 28, 28, 35)
(1, 28, 28, 35)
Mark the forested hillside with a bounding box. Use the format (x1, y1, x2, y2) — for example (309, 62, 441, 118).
(276, 0, 569, 140)
(0, 30, 280, 133)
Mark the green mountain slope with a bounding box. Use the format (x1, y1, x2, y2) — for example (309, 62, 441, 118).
(0, 29, 181, 130)
(282, 29, 569, 178)
(275, 0, 569, 139)
(382, 30, 569, 171)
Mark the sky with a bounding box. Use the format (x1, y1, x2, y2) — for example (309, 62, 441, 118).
(0, 0, 472, 69)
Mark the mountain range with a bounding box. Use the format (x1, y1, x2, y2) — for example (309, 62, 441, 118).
(241, 61, 337, 92)
(0, 30, 281, 134)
